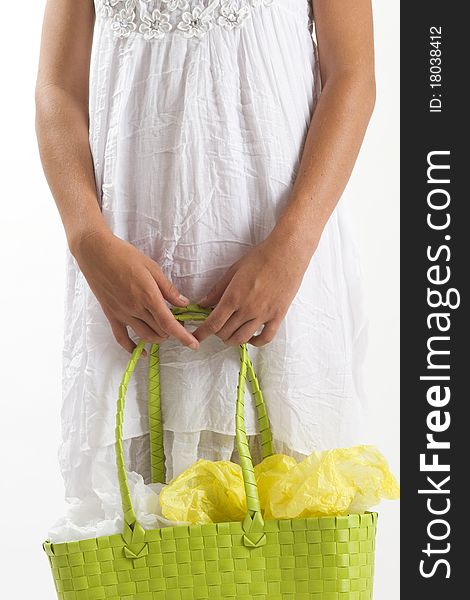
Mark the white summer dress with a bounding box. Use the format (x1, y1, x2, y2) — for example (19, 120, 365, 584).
(55, 0, 368, 537)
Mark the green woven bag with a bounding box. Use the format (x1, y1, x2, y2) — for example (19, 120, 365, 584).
(44, 305, 378, 600)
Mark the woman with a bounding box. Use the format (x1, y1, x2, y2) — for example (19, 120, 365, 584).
(36, 0, 375, 518)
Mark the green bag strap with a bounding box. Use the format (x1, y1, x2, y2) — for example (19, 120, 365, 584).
(237, 343, 269, 547)
(115, 304, 272, 548)
(148, 304, 274, 484)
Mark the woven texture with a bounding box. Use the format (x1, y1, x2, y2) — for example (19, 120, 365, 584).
(44, 305, 378, 599)
(44, 513, 377, 600)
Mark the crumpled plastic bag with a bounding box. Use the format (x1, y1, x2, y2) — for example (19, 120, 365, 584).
(160, 460, 247, 524)
(48, 463, 186, 543)
(159, 445, 400, 524)
(261, 446, 400, 520)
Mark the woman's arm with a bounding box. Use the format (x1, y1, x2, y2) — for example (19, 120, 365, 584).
(194, 0, 376, 346)
(35, 0, 199, 353)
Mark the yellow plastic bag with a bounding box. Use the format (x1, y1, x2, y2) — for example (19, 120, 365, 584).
(261, 446, 400, 520)
(160, 445, 400, 524)
(159, 460, 247, 524)
(253, 454, 297, 512)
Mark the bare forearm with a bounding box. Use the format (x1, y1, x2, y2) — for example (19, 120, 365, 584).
(195, 72, 376, 345)
(274, 70, 376, 259)
(35, 85, 108, 255)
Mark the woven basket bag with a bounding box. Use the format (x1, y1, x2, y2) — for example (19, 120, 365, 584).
(43, 305, 378, 600)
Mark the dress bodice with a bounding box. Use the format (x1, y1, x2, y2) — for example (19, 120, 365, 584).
(94, 0, 310, 41)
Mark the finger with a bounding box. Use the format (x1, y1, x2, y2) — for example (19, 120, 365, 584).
(128, 317, 169, 344)
(146, 260, 190, 307)
(108, 317, 147, 356)
(142, 308, 171, 339)
(198, 268, 235, 308)
(216, 312, 251, 342)
(143, 287, 200, 349)
(146, 301, 200, 349)
(248, 320, 280, 347)
(159, 312, 200, 349)
(193, 300, 237, 343)
(225, 319, 262, 346)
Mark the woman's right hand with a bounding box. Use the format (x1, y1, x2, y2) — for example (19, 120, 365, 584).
(72, 228, 200, 354)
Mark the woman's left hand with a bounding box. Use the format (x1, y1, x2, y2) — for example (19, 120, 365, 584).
(193, 230, 315, 347)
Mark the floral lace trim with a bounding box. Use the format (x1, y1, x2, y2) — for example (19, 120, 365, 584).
(98, 0, 274, 40)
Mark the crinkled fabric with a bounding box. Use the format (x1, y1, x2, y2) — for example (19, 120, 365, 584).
(58, 0, 369, 528)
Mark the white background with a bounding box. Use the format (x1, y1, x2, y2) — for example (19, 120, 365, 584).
(0, 1, 399, 598)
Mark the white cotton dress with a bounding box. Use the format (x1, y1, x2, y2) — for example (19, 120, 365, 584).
(53, 0, 368, 540)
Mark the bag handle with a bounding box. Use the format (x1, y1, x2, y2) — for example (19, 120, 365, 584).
(148, 305, 274, 484)
(115, 305, 273, 553)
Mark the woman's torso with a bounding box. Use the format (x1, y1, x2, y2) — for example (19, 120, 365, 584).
(59, 0, 368, 497)
(89, 0, 318, 293)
